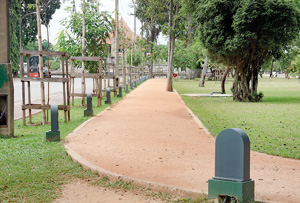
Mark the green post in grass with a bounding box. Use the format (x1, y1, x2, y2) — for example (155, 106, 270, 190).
(46, 105, 60, 141)
(84, 93, 93, 117)
(208, 128, 254, 203)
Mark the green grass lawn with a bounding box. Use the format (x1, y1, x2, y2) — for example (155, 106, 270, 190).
(0, 91, 125, 202)
(174, 77, 300, 159)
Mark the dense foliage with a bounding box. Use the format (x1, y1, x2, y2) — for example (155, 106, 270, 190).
(194, 0, 300, 101)
(8, 0, 60, 74)
(55, 2, 112, 73)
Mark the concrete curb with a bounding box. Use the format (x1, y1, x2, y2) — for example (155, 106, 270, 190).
(64, 145, 206, 198)
(64, 82, 208, 198)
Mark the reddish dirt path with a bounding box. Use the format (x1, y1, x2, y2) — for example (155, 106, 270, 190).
(63, 78, 300, 203)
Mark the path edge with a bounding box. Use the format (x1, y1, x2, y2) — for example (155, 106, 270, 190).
(63, 83, 208, 198)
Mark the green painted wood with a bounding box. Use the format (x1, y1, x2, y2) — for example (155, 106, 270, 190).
(0, 64, 9, 88)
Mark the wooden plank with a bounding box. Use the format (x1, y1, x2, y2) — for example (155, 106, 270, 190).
(70, 73, 101, 78)
(20, 50, 67, 57)
(22, 104, 70, 111)
(21, 77, 69, 83)
(70, 56, 102, 61)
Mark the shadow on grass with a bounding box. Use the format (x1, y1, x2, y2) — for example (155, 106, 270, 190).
(262, 96, 300, 104)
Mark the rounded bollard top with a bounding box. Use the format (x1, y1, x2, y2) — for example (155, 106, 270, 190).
(106, 88, 110, 91)
(214, 128, 251, 182)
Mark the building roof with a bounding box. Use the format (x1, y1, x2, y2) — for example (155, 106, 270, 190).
(107, 17, 138, 48)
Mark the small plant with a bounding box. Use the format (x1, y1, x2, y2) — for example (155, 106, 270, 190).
(251, 91, 264, 102)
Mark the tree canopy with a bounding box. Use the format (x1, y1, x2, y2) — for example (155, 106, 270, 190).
(55, 2, 112, 73)
(194, 0, 300, 101)
(8, 0, 60, 73)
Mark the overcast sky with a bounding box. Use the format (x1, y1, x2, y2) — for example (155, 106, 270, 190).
(42, 0, 167, 45)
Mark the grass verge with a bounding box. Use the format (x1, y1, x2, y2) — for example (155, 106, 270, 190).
(174, 77, 300, 159)
(0, 90, 126, 202)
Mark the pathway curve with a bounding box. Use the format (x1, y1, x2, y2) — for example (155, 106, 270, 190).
(65, 78, 300, 203)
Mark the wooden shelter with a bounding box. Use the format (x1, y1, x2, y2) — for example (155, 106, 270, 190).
(20, 50, 70, 125)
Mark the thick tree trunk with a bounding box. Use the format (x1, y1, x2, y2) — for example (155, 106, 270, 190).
(199, 56, 208, 87)
(270, 58, 273, 78)
(221, 65, 230, 93)
(166, 34, 175, 91)
(232, 64, 260, 102)
(166, 0, 175, 91)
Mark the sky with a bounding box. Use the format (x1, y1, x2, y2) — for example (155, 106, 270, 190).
(42, 0, 167, 45)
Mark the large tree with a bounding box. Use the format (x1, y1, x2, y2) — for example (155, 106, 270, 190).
(195, 0, 300, 101)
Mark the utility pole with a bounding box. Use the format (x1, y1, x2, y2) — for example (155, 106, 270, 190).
(36, 0, 46, 124)
(115, 0, 119, 77)
(81, 0, 86, 105)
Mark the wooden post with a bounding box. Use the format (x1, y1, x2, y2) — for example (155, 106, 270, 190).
(36, 0, 46, 124)
(66, 54, 70, 121)
(98, 59, 103, 106)
(26, 56, 32, 124)
(71, 59, 75, 106)
(62, 56, 67, 122)
(21, 54, 26, 125)
(115, 0, 119, 77)
(81, 0, 86, 106)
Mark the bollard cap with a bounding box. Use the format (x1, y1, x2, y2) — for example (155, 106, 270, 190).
(107, 88, 110, 91)
(214, 128, 251, 182)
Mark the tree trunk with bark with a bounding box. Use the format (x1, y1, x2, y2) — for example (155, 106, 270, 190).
(232, 62, 261, 101)
(270, 57, 273, 78)
(199, 56, 208, 87)
(166, 0, 178, 92)
(221, 65, 230, 93)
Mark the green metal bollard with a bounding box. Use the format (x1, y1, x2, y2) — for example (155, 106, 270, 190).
(117, 85, 122, 97)
(208, 128, 255, 203)
(105, 88, 111, 104)
(125, 82, 129, 93)
(46, 105, 60, 141)
(84, 93, 93, 117)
